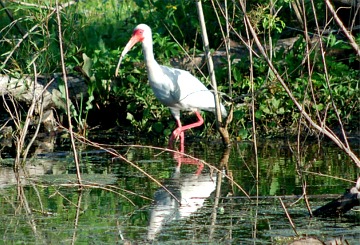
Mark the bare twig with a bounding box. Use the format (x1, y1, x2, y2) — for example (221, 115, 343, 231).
(300, 0, 323, 126)
(245, 20, 261, 240)
(312, 0, 350, 149)
(71, 190, 82, 245)
(324, 0, 360, 56)
(22, 64, 45, 161)
(211, 0, 235, 133)
(279, 197, 298, 236)
(0, 0, 26, 35)
(162, 25, 206, 79)
(14, 67, 40, 167)
(291, 0, 305, 29)
(196, 0, 230, 146)
(56, 0, 82, 185)
(2, 93, 20, 129)
(51, 182, 145, 206)
(294, 119, 314, 216)
(302, 170, 356, 184)
(211, 0, 233, 98)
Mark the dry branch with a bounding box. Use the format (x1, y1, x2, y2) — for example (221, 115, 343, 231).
(196, 0, 230, 146)
(325, 0, 360, 56)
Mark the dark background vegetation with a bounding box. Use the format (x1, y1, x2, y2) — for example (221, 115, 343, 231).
(0, 0, 359, 140)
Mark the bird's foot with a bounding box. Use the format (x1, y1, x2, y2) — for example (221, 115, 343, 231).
(169, 129, 184, 146)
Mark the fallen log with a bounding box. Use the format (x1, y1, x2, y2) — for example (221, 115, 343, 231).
(0, 73, 87, 110)
(170, 36, 301, 72)
(0, 73, 88, 130)
(313, 187, 360, 217)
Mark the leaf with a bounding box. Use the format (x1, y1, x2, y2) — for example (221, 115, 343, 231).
(86, 95, 94, 111)
(278, 107, 285, 114)
(127, 75, 138, 83)
(272, 98, 280, 109)
(260, 104, 271, 114)
(232, 67, 241, 82)
(233, 110, 244, 120)
(263, 107, 271, 114)
(126, 112, 134, 122)
(237, 128, 249, 140)
(255, 110, 263, 119)
(152, 122, 164, 133)
(313, 103, 324, 111)
(82, 53, 93, 78)
(58, 83, 65, 97)
(163, 128, 172, 136)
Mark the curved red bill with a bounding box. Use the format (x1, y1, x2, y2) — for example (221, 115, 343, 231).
(115, 32, 143, 77)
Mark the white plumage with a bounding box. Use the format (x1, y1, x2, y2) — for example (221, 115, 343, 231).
(115, 24, 227, 143)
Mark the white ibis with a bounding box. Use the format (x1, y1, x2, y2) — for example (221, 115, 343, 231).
(115, 24, 227, 144)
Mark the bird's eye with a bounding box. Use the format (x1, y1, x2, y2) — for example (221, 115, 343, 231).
(133, 29, 144, 36)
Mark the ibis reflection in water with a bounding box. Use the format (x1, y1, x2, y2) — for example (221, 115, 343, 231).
(147, 144, 216, 240)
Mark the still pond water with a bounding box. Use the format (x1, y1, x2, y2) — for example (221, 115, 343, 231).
(0, 131, 359, 244)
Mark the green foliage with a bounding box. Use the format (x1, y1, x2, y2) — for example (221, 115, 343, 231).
(0, 0, 358, 139)
(262, 14, 285, 34)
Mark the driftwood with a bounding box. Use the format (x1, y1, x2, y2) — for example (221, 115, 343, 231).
(312, 191, 359, 217)
(170, 36, 301, 72)
(0, 73, 88, 129)
(313, 187, 360, 217)
(0, 73, 87, 111)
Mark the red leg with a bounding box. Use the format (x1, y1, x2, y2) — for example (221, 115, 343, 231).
(180, 111, 204, 131)
(169, 119, 184, 146)
(169, 111, 204, 144)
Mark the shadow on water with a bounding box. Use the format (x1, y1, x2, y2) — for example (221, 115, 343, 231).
(0, 130, 359, 244)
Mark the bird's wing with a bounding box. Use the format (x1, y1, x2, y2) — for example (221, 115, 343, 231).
(162, 66, 216, 110)
(156, 65, 227, 117)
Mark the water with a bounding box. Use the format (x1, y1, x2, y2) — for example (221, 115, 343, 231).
(0, 131, 359, 244)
